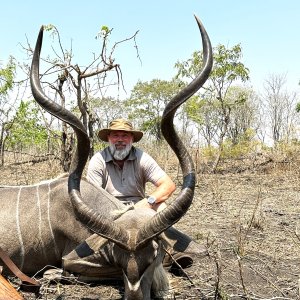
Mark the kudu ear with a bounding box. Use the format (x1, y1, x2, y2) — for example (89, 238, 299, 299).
(136, 15, 213, 248)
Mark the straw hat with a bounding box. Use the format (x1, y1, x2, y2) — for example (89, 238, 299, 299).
(97, 119, 143, 142)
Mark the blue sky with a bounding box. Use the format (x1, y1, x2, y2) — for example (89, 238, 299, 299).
(1, 1, 300, 97)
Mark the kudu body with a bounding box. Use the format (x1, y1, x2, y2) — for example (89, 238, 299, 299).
(0, 177, 124, 272)
(0, 16, 212, 299)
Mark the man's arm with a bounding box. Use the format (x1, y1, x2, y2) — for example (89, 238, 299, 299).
(150, 174, 176, 203)
(135, 174, 176, 211)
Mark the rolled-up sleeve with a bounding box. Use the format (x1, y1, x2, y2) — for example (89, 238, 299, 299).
(140, 152, 166, 185)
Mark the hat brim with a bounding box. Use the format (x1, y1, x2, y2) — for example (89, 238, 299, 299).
(97, 129, 143, 143)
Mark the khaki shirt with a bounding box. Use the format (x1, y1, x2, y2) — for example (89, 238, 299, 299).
(86, 147, 166, 204)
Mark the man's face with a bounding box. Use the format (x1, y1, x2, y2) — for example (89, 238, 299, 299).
(108, 130, 134, 160)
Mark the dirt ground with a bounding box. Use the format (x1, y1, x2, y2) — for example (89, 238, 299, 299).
(1, 155, 300, 299)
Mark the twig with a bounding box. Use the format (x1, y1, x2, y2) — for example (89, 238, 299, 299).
(164, 248, 205, 299)
(282, 226, 300, 248)
(248, 265, 286, 296)
(237, 254, 248, 299)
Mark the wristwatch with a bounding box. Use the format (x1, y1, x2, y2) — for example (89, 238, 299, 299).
(147, 195, 156, 205)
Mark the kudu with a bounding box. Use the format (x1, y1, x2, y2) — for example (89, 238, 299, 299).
(0, 16, 212, 299)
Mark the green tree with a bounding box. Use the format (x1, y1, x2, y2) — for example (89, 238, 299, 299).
(90, 96, 126, 129)
(184, 95, 219, 147)
(176, 43, 250, 172)
(0, 57, 15, 95)
(125, 79, 183, 141)
(226, 86, 258, 145)
(0, 57, 16, 165)
(5, 100, 48, 150)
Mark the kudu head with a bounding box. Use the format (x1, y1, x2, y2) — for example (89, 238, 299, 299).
(30, 15, 212, 299)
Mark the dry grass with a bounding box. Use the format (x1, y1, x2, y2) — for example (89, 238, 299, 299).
(1, 152, 300, 299)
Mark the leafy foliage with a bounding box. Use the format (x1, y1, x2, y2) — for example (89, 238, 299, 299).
(96, 25, 113, 39)
(0, 57, 15, 96)
(211, 44, 249, 84)
(125, 79, 184, 141)
(176, 44, 251, 147)
(221, 129, 258, 158)
(5, 100, 48, 150)
(90, 96, 125, 128)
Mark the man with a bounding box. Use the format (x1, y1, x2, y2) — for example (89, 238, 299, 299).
(62, 119, 206, 280)
(87, 119, 206, 264)
(86, 118, 176, 212)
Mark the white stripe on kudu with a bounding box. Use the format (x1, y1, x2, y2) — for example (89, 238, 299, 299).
(16, 186, 25, 270)
(36, 185, 47, 259)
(46, 182, 60, 259)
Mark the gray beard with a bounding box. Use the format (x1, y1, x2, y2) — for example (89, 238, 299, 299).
(109, 142, 132, 160)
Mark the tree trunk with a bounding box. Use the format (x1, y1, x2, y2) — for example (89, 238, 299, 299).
(61, 129, 73, 172)
(0, 124, 5, 166)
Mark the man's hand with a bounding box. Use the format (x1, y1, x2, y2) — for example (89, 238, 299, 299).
(134, 198, 151, 209)
(152, 201, 167, 212)
(134, 198, 167, 212)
